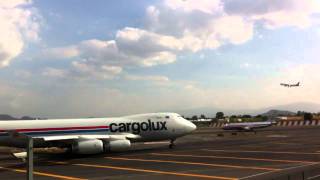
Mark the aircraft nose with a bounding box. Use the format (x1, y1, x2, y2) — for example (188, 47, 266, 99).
(185, 120, 197, 133)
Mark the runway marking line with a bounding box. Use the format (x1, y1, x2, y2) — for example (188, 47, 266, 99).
(0, 165, 86, 180)
(150, 153, 316, 164)
(239, 163, 320, 179)
(272, 142, 298, 145)
(308, 174, 320, 180)
(202, 149, 320, 155)
(105, 157, 280, 171)
(50, 161, 238, 180)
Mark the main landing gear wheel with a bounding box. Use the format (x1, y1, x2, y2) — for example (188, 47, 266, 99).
(169, 139, 175, 149)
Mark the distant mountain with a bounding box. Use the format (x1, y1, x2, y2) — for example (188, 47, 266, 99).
(175, 102, 320, 117)
(0, 114, 39, 120)
(20, 116, 36, 120)
(265, 102, 320, 113)
(0, 114, 17, 120)
(175, 107, 218, 117)
(261, 110, 296, 117)
(175, 107, 257, 118)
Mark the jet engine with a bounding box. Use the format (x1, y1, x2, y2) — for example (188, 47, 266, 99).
(104, 139, 131, 152)
(72, 139, 104, 154)
(71, 139, 131, 154)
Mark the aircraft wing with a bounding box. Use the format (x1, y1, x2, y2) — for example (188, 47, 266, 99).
(8, 132, 141, 159)
(6, 130, 141, 142)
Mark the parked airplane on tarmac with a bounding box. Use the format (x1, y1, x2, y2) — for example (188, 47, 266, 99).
(222, 121, 276, 132)
(0, 113, 196, 155)
(280, 82, 300, 87)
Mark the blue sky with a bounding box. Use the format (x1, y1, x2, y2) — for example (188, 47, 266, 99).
(1, 0, 320, 118)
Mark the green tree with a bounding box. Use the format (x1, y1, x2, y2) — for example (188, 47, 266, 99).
(191, 115, 198, 120)
(242, 115, 252, 118)
(304, 113, 313, 121)
(262, 116, 268, 121)
(216, 112, 224, 119)
(200, 114, 206, 119)
(230, 115, 237, 118)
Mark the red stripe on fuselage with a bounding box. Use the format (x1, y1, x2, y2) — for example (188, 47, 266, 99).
(0, 126, 109, 133)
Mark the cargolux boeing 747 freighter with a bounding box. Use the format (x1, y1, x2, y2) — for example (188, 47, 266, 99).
(0, 113, 196, 155)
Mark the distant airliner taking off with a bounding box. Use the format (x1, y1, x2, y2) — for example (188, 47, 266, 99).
(222, 121, 276, 132)
(0, 113, 196, 155)
(280, 82, 300, 87)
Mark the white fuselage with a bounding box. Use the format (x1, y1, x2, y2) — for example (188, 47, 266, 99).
(222, 121, 274, 131)
(0, 113, 196, 148)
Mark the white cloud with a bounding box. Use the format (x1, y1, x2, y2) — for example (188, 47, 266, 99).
(212, 15, 253, 44)
(0, 80, 41, 116)
(184, 84, 195, 90)
(41, 15, 252, 79)
(14, 70, 32, 78)
(0, 0, 30, 8)
(101, 65, 122, 75)
(125, 75, 169, 82)
(71, 61, 122, 80)
(116, 27, 184, 54)
(42, 28, 183, 79)
(164, 0, 222, 14)
(140, 51, 176, 67)
(41, 46, 79, 59)
(42, 68, 68, 78)
(0, 0, 41, 67)
(145, 3, 255, 50)
(39, 0, 320, 80)
(224, 0, 320, 29)
(240, 62, 261, 69)
(41, 64, 123, 80)
(240, 63, 251, 68)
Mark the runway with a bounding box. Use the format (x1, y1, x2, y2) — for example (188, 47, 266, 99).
(1, 126, 320, 179)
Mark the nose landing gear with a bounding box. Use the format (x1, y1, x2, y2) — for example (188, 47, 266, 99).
(169, 139, 175, 149)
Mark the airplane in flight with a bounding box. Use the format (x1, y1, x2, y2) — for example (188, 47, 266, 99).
(280, 82, 300, 87)
(0, 113, 196, 156)
(222, 121, 276, 132)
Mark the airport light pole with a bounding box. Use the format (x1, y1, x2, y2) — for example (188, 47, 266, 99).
(27, 137, 33, 180)
(9, 131, 34, 180)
